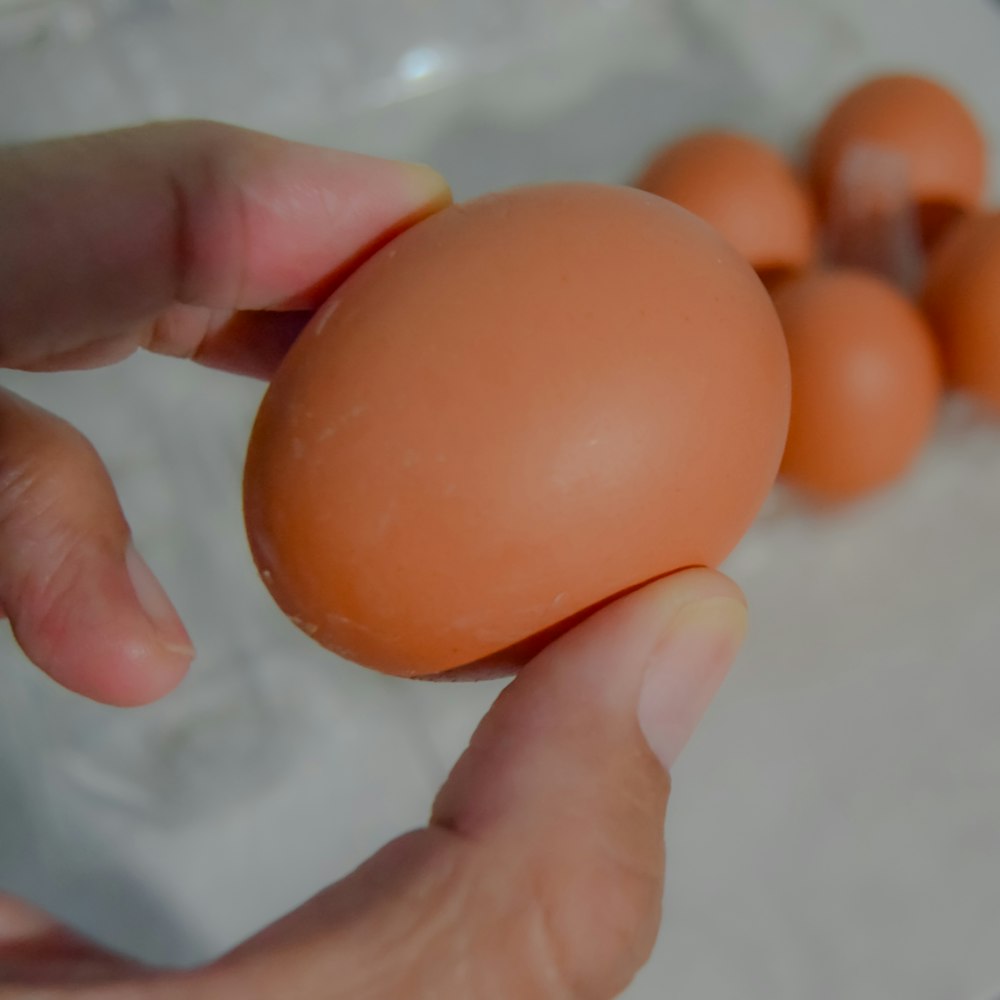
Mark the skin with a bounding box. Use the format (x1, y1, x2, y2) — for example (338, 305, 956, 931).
(0, 123, 747, 998)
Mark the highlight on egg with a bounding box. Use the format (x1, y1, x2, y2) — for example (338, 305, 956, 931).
(636, 130, 817, 284)
(774, 269, 942, 502)
(244, 182, 791, 677)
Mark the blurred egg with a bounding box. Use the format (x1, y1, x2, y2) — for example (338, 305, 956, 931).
(244, 183, 791, 677)
(923, 211, 1000, 412)
(636, 130, 817, 283)
(810, 74, 988, 248)
(774, 270, 941, 501)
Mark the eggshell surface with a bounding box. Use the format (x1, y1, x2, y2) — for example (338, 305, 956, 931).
(637, 130, 817, 281)
(810, 74, 987, 245)
(923, 212, 1000, 413)
(244, 183, 791, 676)
(775, 270, 941, 501)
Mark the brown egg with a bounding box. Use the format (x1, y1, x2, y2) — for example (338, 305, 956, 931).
(636, 130, 817, 283)
(810, 74, 988, 248)
(775, 270, 941, 501)
(244, 183, 790, 677)
(923, 212, 1000, 412)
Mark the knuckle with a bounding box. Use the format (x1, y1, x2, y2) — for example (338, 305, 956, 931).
(512, 835, 663, 1000)
(0, 414, 103, 518)
(162, 122, 254, 308)
(0, 439, 67, 537)
(0, 408, 120, 620)
(147, 118, 248, 152)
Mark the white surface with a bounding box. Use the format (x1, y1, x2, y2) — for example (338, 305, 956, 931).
(2, 1, 1000, 997)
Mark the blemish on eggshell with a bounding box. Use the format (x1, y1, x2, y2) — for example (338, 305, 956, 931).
(313, 299, 339, 336)
(289, 615, 319, 636)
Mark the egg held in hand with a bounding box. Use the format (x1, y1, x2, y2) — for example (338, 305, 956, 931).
(775, 269, 942, 502)
(244, 183, 791, 677)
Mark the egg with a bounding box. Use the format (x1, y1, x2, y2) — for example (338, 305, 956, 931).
(810, 74, 988, 249)
(244, 183, 790, 677)
(923, 212, 1000, 412)
(774, 270, 941, 502)
(636, 130, 817, 283)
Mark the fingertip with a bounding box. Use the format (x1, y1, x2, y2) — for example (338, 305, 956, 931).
(0, 391, 193, 708)
(661, 565, 746, 605)
(308, 147, 451, 211)
(393, 160, 453, 213)
(78, 547, 194, 707)
(635, 585, 748, 773)
(20, 616, 193, 709)
(0, 895, 60, 943)
(83, 641, 192, 709)
(576, 567, 746, 643)
(225, 140, 455, 311)
(9, 546, 193, 709)
(518, 567, 744, 700)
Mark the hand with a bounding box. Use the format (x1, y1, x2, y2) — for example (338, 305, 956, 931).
(2, 566, 745, 998)
(0, 124, 748, 998)
(0, 121, 450, 706)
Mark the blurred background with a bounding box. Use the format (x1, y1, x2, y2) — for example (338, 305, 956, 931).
(2, 1, 1000, 997)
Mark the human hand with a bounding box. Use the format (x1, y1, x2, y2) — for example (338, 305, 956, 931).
(0, 121, 450, 706)
(1, 566, 745, 998)
(0, 124, 747, 998)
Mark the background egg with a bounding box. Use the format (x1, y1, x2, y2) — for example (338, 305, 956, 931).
(775, 269, 941, 501)
(244, 183, 791, 677)
(810, 73, 988, 250)
(636, 130, 817, 284)
(922, 212, 1000, 412)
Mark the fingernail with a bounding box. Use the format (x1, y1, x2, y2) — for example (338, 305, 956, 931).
(312, 146, 453, 213)
(637, 596, 748, 772)
(125, 544, 195, 657)
(397, 161, 453, 210)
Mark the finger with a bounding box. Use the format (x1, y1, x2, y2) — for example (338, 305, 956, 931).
(0, 895, 61, 947)
(16, 306, 314, 381)
(204, 569, 747, 1000)
(432, 569, 746, 838)
(155, 307, 312, 380)
(0, 121, 451, 371)
(0, 388, 192, 706)
(0, 894, 140, 988)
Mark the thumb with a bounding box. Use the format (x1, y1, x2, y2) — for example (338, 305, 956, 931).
(205, 568, 746, 1000)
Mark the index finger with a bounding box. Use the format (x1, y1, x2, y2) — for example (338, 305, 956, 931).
(0, 121, 451, 370)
